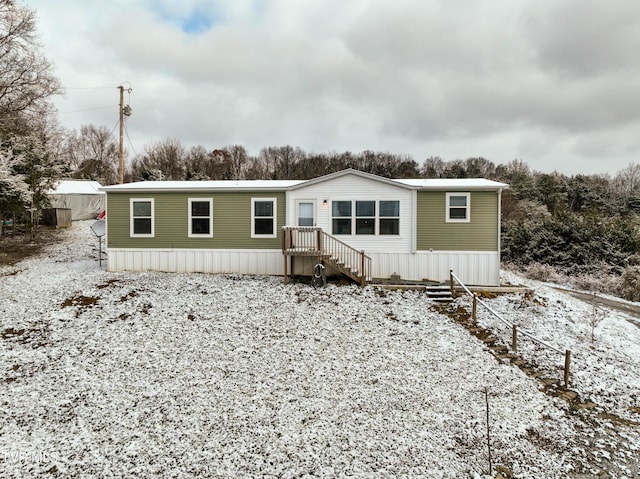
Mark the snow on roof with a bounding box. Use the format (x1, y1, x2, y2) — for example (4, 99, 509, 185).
(396, 178, 509, 189)
(49, 179, 104, 195)
(100, 179, 305, 192)
(100, 175, 508, 193)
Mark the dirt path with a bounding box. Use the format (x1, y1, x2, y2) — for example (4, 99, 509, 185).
(552, 286, 640, 327)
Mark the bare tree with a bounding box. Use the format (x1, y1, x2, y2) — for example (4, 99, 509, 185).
(185, 146, 238, 180)
(0, 0, 62, 131)
(65, 125, 118, 185)
(184, 145, 212, 180)
(420, 156, 445, 178)
(612, 163, 640, 214)
(464, 157, 496, 178)
(614, 163, 640, 195)
(0, 2, 63, 237)
(224, 144, 249, 180)
(257, 145, 303, 179)
(130, 138, 186, 181)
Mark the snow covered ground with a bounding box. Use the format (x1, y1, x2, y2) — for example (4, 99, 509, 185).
(1, 222, 639, 478)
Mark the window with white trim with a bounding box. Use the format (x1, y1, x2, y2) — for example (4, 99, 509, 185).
(188, 198, 213, 237)
(379, 200, 400, 235)
(446, 193, 470, 223)
(331, 200, 401, 235)
(355, 200, 375, 235)
(332, 201, 352, 235)
(130, 198, 154, 237)
(252, 198, 277, 238)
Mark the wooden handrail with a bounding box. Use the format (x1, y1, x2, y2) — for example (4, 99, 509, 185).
(282, 226, 371, 285)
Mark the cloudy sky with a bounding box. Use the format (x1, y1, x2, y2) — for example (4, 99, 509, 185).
(28, 0, 640, 175)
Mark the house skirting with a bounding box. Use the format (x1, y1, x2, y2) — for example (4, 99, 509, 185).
(371, 251, 500, 286)
(106, 248, 285, 276)
(291, 251, 500, 286)
(107, 248, 499, 286)
(107, 248, 500, 286)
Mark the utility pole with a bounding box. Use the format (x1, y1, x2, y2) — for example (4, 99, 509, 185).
(118, 84, 132, 184)
(118, 85, 124, 184)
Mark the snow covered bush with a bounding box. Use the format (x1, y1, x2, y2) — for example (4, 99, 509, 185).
(618, 265, 640, 302)
(522, 262, 558, 282)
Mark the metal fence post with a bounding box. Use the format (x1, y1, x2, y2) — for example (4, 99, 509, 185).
(449, 269, 455, 297)
(472, 294, 477, 321)
(564, 350, 571, 387)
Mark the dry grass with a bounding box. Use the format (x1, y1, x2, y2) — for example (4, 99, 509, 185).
(0, 226, 65, 267)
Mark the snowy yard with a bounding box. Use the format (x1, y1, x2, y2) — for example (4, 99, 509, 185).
(1, 222, 639, 478)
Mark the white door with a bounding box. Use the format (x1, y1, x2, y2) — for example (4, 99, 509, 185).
(296, 201, 316, 250)
(297, 201, 315, 227)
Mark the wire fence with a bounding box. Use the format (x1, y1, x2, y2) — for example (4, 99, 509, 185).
(449, 270, 571, 387)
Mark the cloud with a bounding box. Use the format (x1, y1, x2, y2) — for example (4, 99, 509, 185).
(522, 0, 640, 78)
(26, 0, 640, 175)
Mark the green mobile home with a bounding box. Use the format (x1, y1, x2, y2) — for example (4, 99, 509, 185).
(101, 169, 508, 285)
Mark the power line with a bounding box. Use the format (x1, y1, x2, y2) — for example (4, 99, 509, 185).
(124, 118, 139, 157)
(59, 104, 117, 115)
(63, 86, 117, 90)
(109, 118, 119, 137)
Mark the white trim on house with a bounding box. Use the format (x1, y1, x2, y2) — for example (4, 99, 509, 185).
(445, 192, 471, 223)
(287, 168, 413, 191)
(188, 198, 213, 238)
(295, 199, 317, 227)
(130, 198, 154, 238)
(497, 189, 503, 265)
(329, 199, 401, 236)
(410, 189, 417, 253)
(251, 197, 277, 238)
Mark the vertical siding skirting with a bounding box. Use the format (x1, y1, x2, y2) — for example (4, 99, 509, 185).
(107, 249, 285, 275)
(107, 248, 499, 286)
(369, 251, 500, 286)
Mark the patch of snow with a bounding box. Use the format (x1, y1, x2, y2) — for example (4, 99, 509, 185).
(0, 223, 638, 478)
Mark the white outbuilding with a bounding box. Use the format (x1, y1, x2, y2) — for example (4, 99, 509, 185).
(48, 179, 105, 220)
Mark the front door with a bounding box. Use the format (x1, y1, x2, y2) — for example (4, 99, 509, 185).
(297, 201, 315, 227)
(296, 200, 316, 250)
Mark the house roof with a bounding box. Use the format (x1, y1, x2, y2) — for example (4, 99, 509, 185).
(287, 168, 414, 190)
(396, 178, 509, 190)
(100, 179, 304, 193)
(100, 170, 508, 193)
(49, 180, 104, 195)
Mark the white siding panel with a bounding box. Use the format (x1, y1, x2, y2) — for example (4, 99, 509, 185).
(108, 249, 499, 285)
(368, 251, 500, 286)
(108, 249, 284, 275)
(287, 175, 414, 254)
(290, 251, 498, 285)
